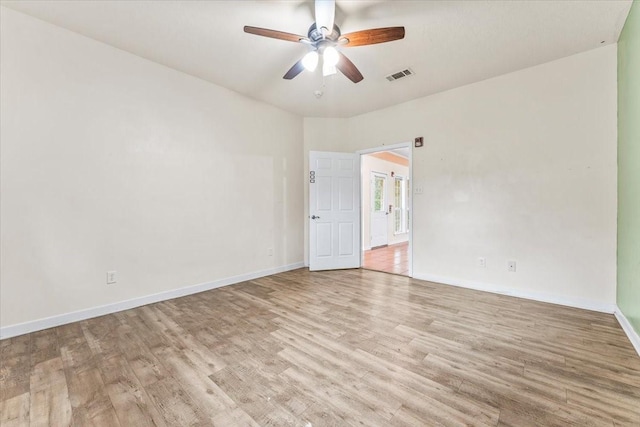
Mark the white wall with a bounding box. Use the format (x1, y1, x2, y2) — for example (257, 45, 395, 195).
(361, 155, 410, 249)
(0, 8, 304, 331)
(305, 45, 618, 310)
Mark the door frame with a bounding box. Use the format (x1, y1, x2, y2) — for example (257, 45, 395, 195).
(358, 142, 413, 277)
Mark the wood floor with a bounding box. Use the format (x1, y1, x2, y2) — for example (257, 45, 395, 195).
(363, 242, 409, 276)
(1, 268, 639, 426)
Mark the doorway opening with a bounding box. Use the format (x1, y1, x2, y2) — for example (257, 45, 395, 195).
(360, 144, 412, 276)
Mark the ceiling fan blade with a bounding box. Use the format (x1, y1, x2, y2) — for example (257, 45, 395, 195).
(315, 0, 335, 35)
(337, 52, 363, 83)
(339, 27, 405, 47)
(283, 59, 305, 80)
(244, 26, 308, 43)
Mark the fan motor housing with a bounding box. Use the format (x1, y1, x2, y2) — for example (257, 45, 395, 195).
(308, 23, 341, 43)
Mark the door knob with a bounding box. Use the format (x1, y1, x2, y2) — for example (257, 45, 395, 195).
(311, 215, 320, 219)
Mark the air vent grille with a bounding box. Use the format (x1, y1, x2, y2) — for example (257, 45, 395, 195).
(386, 68, 414, 82)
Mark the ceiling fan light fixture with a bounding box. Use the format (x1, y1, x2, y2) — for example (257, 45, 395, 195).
(323, 62, 337, 77)
(302, 51, 319, 71)
(323, 46, 339, 67)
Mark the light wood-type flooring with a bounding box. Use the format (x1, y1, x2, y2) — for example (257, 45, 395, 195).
(363, 242, 409, 276)
(1, 268, 639, 426)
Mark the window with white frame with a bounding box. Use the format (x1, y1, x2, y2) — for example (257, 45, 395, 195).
(394, 176, 409, 234)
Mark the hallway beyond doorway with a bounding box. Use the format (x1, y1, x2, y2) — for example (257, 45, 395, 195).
(362, 242, 409, 276)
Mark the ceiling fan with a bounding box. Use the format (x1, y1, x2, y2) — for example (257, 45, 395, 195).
(244, 0, 405, 83)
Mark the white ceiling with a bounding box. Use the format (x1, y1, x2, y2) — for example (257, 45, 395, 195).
(391, 147, 410, 159)
(2, 0, 632, 118)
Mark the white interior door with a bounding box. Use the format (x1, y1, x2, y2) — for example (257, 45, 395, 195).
(309, 151, 360, 271)
(370, 172, 388, 248)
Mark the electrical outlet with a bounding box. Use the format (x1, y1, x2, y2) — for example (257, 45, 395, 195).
(414, 186, 424, 195)
(267, 247, 273, 256)
(107, 271, 117, 284)
(507, 261, 517, 272)
(478, 257, 486, 268)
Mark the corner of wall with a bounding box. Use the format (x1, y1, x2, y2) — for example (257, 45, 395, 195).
(616, 0, 640, 339)
(614, 307, 640, 357)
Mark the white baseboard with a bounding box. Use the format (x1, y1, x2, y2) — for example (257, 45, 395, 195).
(412, 273, 616, 314)
(614, 308, 640, 357)
(0, 262, 304, 340)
